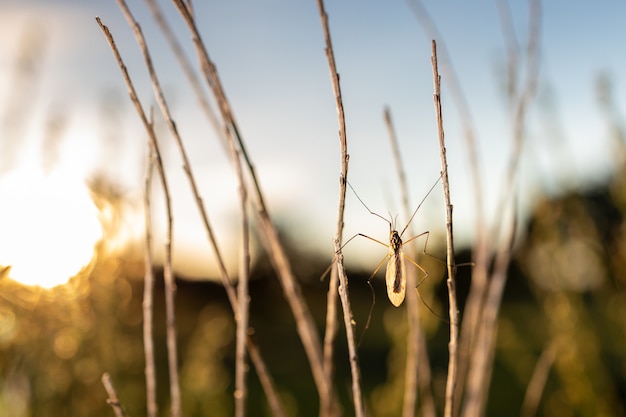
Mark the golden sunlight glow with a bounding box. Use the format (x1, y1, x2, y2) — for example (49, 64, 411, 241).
(0, 167, 102, 288)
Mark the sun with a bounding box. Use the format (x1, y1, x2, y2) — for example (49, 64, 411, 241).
(0, 167, 102, 289)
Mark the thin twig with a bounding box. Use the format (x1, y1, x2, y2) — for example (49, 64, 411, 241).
(229, 85, 251, 417)
(384, 107, 436, 417)
(170, 0, 332, 411)
(384, 108, 411, 221)
(102, 373, 128, 417)
(520, 341, 555, 417)
(462, 3, 541, 415)
(431, 40, 459, 417)
(96, 14, 181, 417)
(322, 268, 339, 417)
(387, 106, 418, 417)
(462, 202, 518, 417)
(489, 0, 541, 256)
(143, 0, 228, 151)
(143, 126, 158, 417)
(108, 3, 182, 414)
(246, 334, 287, 417)
(322, 265, 340, 416)
(234, 193, 250, 417)
(98, 13, 287, 415)
(406, 6, 490, 409)
(316, 1, 364, 417)
(496, 0, 520, 102)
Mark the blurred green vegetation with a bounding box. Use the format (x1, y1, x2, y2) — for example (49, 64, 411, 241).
(1, 159, 626, 416)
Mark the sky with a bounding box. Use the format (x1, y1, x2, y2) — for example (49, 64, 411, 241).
(1, 0, 625, 284)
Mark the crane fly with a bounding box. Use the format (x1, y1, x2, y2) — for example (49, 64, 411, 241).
(347, 177, 440, 307)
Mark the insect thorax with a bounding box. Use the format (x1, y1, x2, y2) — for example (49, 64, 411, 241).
(389, 230, 402, 253)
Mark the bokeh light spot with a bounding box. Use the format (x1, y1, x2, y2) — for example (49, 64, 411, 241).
(0, 167, 102, 288)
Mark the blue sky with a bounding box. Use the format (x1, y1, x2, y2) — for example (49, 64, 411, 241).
(1, 1, 625, 281)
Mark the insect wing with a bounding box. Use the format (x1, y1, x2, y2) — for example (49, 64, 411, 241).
(386, 250, 406, 307)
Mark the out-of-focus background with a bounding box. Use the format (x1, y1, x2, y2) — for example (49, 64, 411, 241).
(1, 1, 626, 416)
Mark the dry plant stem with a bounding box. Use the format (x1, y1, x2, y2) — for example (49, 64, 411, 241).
(246, 335, 287, 417)
(316, 1, 365, 416)
(170, 0, 267, 213)
(407, 0, 484, 225)
(318, 0, 344, 415)
(102, 373, 129, 417)
(462, 208, 517, 417)
(229, 105, 251, 417)
(402, 282, 421, 417)
(520, 342, 555, 417)
(384, 108, 410, 217)
(98, 14, 286, 417)
(96, 15, 181, 417)
(234, 195, 250, 417)
(143, 0, 227, 151)
(490, 0, 541, 248)
(234, 193, 250, 417)
(496, 0, 520, 100)
(101, 6, 278, 416)
(463, 5, 540, 416)
(384, 107, 436, 417)
(322, 265, 339, 416)
(170, 0, 332, 410)
(431, 40, 460, 417)
(407, 5, 489, 409)
(143, 143, 158, 417)
(386, 107, 418, 417)
(108, 4, 183, 415)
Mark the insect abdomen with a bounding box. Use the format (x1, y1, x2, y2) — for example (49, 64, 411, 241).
(386, 231, 406, 307)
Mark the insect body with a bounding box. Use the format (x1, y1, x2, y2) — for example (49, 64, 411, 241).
(386, 229, 406, 306)
(360, 224, 428, 307)
(348, 178, 440, 307)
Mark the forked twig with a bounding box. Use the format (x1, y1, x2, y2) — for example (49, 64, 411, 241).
(316, 1, 363, 416)
(102, 373, 129, 417)
(431, 40, 459, 417)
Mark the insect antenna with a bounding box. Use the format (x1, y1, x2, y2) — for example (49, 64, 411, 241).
(400, 175, 442, 237)
(347, 181, 391, 227)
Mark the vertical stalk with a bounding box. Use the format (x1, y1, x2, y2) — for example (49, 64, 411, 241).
(431, 40, 459, 417)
